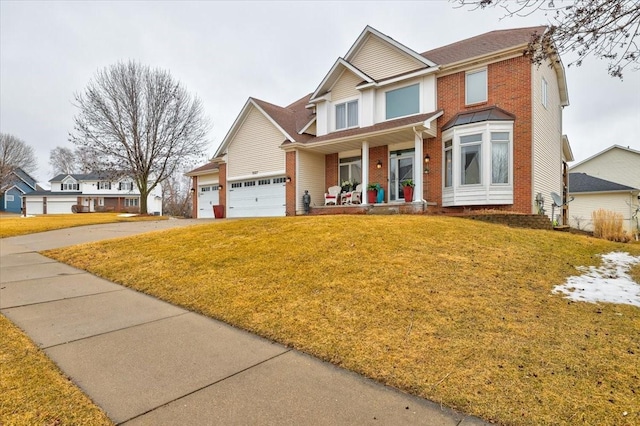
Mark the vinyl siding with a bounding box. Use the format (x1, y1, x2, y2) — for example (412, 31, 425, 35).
(351, 34, 423, 81)
(227, 106, 286, 178)
(532, 59, 563, 217)
(571, 148, 640, 190)
(296, 150, 325, 213)
(331, 70, 362, 102)
(569, 192, 638, 233)
(197, 173, 219, 186)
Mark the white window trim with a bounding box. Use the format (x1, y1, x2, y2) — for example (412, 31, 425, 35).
(334, 97, 359, 131)
(465, 68, 488, 106)
(541, 77, 548, 109)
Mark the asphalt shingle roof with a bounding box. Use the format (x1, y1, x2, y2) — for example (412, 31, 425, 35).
(569, 173, 638, 193)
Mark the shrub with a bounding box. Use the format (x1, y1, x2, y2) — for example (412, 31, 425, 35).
(592, 209, 630, 242)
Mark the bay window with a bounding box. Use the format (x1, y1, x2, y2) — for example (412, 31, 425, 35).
(442, 121, 513, 206)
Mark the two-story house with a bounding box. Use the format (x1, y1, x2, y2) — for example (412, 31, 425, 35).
(23, 172, 163, 215)
(187, 25, 571, 219)
(0, 168, 38, 213)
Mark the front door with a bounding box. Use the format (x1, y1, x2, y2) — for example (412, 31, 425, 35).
(390, 150, 414, 202)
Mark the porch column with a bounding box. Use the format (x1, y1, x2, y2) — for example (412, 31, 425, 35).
(413, 129, 423, 202)
(362, 140, 369, 205)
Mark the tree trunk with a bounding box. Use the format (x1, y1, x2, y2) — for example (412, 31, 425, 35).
(139, 188, 149, 215)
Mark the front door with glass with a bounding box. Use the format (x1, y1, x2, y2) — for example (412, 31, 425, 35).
(389, 150, 414, 201)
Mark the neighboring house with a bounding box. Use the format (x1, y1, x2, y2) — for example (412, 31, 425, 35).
(23, 172, 163, 215)
(187, 25, 571, 219)
(568, 145, 640, 233)
(0, 168, 38, 213)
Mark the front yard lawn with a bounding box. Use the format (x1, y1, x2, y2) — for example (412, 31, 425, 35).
(0, 213, 168, 238)
(44, 216, 640, 425)
(0, 314, 112, 425)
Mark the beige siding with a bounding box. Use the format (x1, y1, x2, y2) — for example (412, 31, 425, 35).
(331, 70, 362, 103)
(571, 148, 640, 189)
(227, 106, 286, 178)
(569, 192, 638, 233)
(197, 173, 219, 186)
(296, 150, 325, 213)
(351, 34, 423, 81)
(532, 59, 564, 217)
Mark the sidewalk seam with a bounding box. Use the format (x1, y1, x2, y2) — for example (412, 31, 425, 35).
(0, 288, 127, 310)
(117, 348, 293, 425)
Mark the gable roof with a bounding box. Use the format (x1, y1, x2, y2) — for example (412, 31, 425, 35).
(214, 95, 315, 158)
(309, 58, 374, 101)
(570, 144, 640, 169)
(422, 26, 548, 66)
(11, 168, 37, 190)
(569, 172, 638, 193)
(346, 26, 437, 68)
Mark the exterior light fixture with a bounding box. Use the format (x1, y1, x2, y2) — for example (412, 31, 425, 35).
(424, 154, 431, 163)
(376, 160, 382, 169)
(190, 187, 195, 193)
(218, 184, 223, 190)
(286, 176, 291, 183)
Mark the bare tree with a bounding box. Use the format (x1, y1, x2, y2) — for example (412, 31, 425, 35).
(0, 133, 37, 194)
(49, 146, 77, 175)
(455, 0, 640, 78)
(162, 169, 193, 217)
(70, 60, 210, 214)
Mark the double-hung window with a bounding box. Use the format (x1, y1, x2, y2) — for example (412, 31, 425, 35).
(386, 83, 420, 119)
(444, 140, 453, 188)
(119, 181, 133, 191)
(460, 134, 482, 185)
(336, 100, 358, 130)
(466, 69, 487, 105)
(98, 181, 111, 190)
(339, 157, 362, 185)
(491, 132, 509, 184)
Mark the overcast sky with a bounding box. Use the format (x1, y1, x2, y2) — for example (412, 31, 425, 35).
(2, 0, 639, 184)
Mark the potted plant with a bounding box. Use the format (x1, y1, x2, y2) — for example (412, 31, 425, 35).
(401, 179, 414, 202)
(367, 183, 380, 204)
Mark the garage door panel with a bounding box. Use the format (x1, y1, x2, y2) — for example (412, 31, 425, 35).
(228, 179, 285, 218)
(197, 185, 219, 219)
(26, 199, 44, 215)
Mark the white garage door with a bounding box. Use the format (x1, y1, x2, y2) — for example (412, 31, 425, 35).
(197, 185, 220, 218)
(26, 198, 44, 215)
(47, 198, 76, 214)
(228, 177, 286, 218)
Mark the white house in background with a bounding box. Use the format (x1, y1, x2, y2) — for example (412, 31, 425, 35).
(568, 145, 640, 233)
(23, 172, 163, 215)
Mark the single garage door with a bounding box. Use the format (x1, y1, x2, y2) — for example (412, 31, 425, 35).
(197, 185, 220, 218)
(26, 197, 44, 215)
(228, 177, 286, 218)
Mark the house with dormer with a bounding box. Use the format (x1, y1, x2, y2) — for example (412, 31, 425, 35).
(22, 172, 163, 215)
(187, 25, 571, 219)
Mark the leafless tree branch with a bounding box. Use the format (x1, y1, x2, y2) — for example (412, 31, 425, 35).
(0, 133, 37, 194)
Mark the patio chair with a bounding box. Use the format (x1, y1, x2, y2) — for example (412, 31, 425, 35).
(349, 184, 363, 204)
(324, 185, 342, 205)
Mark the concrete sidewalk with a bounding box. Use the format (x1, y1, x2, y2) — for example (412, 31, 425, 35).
(1, 220, 489, 425)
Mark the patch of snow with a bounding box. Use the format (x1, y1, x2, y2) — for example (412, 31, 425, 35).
(117, 213, 138, 217)
(553, 252, 640, 307)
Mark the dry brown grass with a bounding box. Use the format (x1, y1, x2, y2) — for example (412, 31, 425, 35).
(44, 216, 640, 425)
(0, 314, 112, 425)
(0, 213, 167, 238)
(592, 209, 630, 242)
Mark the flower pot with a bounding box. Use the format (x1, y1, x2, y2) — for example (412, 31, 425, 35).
(213, 205, 224, 218)
(403, 186, 414, 203)
(367, 189, 377, 204)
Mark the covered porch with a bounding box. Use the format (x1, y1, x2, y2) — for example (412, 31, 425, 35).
(284, 111, 442, 215)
